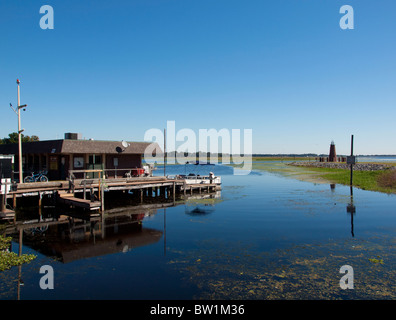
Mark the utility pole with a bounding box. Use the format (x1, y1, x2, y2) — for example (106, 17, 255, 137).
(17, 79, 23, 184)
(10, 79, 28, 183)
(350, 135, 354, 186)
(164, 128, 166, 177)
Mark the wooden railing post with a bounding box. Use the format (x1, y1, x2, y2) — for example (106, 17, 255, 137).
(100, 170, 105, 212)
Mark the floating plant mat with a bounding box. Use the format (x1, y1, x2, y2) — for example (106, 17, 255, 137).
(220, 185, 248, 201)
(167, 234, 395, 300)
(276, 188, 361, 216)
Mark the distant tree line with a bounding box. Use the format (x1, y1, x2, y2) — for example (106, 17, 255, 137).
(0, 132, 39, 144)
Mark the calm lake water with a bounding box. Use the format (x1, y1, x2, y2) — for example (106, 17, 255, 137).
(1, 162, 395, 300)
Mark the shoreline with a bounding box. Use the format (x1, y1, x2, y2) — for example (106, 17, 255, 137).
(248, 160, 396, 194)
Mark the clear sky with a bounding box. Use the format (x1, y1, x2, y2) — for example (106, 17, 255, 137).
(1, 0, 395, 155)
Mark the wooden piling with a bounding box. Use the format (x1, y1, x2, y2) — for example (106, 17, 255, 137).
(38, 192, 43, 217)
(83, 180, 87, 200)
(350, 134, 354, 186)
(173, 181, 175, 203)
(101, 183, 105, 212)
(0, 194, 4, 213)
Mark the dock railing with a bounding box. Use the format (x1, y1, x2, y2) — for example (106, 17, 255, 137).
(69, 168, 146, 180)
(68, 169, 104, 200)
(68, 168, 147, 197)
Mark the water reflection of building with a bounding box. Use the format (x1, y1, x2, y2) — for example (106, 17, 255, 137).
(15, 205, 166, 263)
(6, 190, 222, 263)
(4, 190, 221, 299)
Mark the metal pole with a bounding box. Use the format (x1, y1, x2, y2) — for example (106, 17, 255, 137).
(17, 80, 23, 184)
(164, 208, 166, 256)
(164, 128, 166, 177)
(350, 135, 354, 186)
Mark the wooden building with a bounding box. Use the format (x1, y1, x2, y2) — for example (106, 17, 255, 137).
(0, 135, 159, 181)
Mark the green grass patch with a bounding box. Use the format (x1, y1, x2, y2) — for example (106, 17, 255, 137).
(301, 167, 396, 194)
(241, 160, 396, 194)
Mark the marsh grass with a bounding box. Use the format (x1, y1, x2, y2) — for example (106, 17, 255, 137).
(377, 169, 396, 189)
(306, 167, 396, 194)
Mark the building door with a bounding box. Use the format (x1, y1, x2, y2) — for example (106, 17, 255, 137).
(48, 155, 60, 180)
(60, 156, 69, 180)
(88, 154, 102, 178)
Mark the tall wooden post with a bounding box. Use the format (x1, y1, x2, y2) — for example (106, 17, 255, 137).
(350, 135, 354, 186)
(17, 80, 23, 184)
(99, 171, 105, 212)
(164, 128, 166, 177)
(101, 185, 105, 212)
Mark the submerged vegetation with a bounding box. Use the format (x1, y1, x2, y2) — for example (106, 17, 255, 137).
(0, 235, 36, 272)
(169, 235, 395, 300)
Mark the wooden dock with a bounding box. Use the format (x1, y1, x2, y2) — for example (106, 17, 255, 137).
(0, 208, 15, 220)
(1, 171, 221, 217)
(58, 191, 102, 210)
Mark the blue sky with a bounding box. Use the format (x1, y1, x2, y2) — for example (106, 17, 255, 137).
(1, 0, 395, 155)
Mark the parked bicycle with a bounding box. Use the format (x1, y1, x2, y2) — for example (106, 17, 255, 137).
(24, 171, 49, 183)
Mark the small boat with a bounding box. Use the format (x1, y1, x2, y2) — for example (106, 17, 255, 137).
(178, 172, 221, 185)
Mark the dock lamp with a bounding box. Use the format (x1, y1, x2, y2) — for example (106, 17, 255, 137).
(9, 79, 28, 183)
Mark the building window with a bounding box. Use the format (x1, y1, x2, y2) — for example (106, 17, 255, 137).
(74, 157, 84, 168)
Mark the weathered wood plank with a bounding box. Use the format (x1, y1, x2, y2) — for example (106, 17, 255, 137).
(58, 193, 101, 210)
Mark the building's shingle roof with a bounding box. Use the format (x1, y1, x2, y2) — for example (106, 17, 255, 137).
(0, 139, 161, 155)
